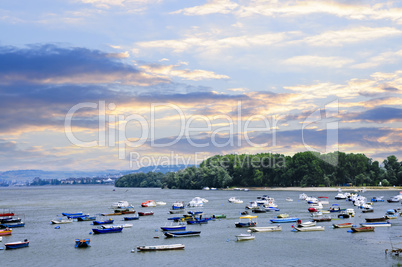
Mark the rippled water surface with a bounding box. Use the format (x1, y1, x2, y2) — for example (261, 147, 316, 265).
(1, 186, 402, 266)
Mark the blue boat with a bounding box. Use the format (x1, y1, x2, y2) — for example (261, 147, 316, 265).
(92, 225, 123, 234)
(160, 225, 186, 231)
(371, 197, 384, 202)
(235, 215, 257, 228)
(360, 222, 391, 227)
(75, 238, 91, 248)
(187, 218, 208, 224)
(1, 222, 25, 228)
(124, 216, 139, 221)
(68, 214, 89, 219)
(5, 239, 29, 249)
(93, 219, 114, 225)
(164, 230, 201, 238)
(62, 212, 83, 216)
(270, 218, 299, 223)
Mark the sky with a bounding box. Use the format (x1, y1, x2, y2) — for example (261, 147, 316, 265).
(0, 0, 401, 171)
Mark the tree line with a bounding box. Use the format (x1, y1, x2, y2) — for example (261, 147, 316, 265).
(114, 152, 402, 189)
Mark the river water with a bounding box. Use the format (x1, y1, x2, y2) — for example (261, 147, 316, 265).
(0, 186, 401, 266)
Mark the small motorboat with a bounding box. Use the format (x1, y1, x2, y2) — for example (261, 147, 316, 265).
(62, 212, 83, 216)
(141, 200, 157, 207)
(111, 201, 133, 209)
(92, 225, 123, 234)
(164, 231, 201, 238)
(171, 201, 185, 210)
(77, 216, 96, 221)
(75, 238, 90, 248)
(249, 225, 282, 232)
(296, 221, 316, 227)
(51, 219, 73, 224)
(5, 239, 29, 249)
(124, 216, 139, 221)
(293, 226, 324, 232)
(360, 222, 391, 227)
(286, 197, 293, 202)
(160, 224, 186, 231)
(135, 244, 185, 252)
(138, 211, 154, 216)
(93, 219, 114, 225)
(362, 208, 374, 213)
(312, 217, 332, 222)
(228, 197, 244, 204)
(371, 197, 384, 202)
(235, 215, 257, 228)
(236, 233, 255, 241)
(0, 228, 12, 236)
(333, 223, 354, 228)
(156, 201, 166, 206)
(270, 218, 298, 223)
(350, 227, 374, 233)
(365, 217, 387, 222)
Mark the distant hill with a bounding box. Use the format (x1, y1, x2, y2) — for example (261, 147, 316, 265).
(0, 165, 191, 182)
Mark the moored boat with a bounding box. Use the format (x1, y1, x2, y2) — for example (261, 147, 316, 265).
(249, 225, 282, 232)
(93, 219, 114, 225)
(51, 219, 73, 224)
(228, 197, 243, 204)
(124, 216, 139, 221)
(277, 213, 289, 218)
(5, 239, 29, 249)
(0, 228, 12, 236)
(270, 218, 298, 223)
(235, 215, 257, 228)
(62, 212, 83, 216)
(1, 222, 25, 228)
(236, 233, 255, 241)
(141, 200, 156, 207)
(360, 222, 391, 227)
(75, 238, 90, 248)
(92, 225, 123, 234)
(138, 211, 154, 216)
(77, 216, 96, 221)
(136, 244, 185, 252)
(365, 217, 387, 222)
(164, 231, 201, 238)
(312, 217, 331, 222)
(350, 227, 374, 232)
(293, 226, 324, 232)
(333, 223, 354, 228)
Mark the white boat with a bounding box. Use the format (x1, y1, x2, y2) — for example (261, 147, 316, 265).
(346, 209, 355, 217)
(360, 222, 391, 227)
(135, 243, 185, 252)
(111, 200, 133, 209)
(228, 197, 243, 204)
(249, 225, 282, 232)
(0, 236, 2, 242)
(51, 219, 73, 224)
(309, 202, 323, 210)
(335, 193, 347, 200)
(299, 193, 308, 200)
(236, 233, 255, 241)
(297, 221, 316, 227)
(293, 226, 325, 232)
(286, 197, 293, 202)
(156, 201, 166, 206)
(202, 187, 210, 190)
(188, 197, 204, 207)
(104, 224, 132, 228)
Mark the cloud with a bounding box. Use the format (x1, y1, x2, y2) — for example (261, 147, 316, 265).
(283, 55, 354, 68)
(0, 44, 168, 86)
(352, 107, 402, 123)
(172, 0, 239, 16)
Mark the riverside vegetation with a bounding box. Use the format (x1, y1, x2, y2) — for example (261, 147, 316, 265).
(115, 152, 402, 189)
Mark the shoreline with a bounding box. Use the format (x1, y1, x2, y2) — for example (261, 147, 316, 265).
(226, 186, 402, 192)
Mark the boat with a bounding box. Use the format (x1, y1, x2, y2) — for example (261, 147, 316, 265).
(77, 216, 96, 221)
(93, 219, 114, 225)
(51, 219, 73, 224)
(371, 197, 384, 202)
(188, 197, 204, 207)
(270, 218, 298, 223)
(5, 239, 29, 249)
(138, 211, 154, 216)
(338, 212, 350, 219)
(249, 225, 282, 232)
(141, 200, 156, 207)
(0, 228, 12, 236)
(101, 212, 122, 216)
(360, 222, 391, 227)
(124, 216, 139, 221)
(293, 226, 324, 232)
(312, 217, 332, 222)
(0, 212, 14, 217)
(2, 222, 25, 228)
(75, 238, 90, 248)
(164, 231, 201, 238)
(235, 215, 257, 228)
(202, 187, 210, 190)
(296, 220, 316, 227)
(277, 214, 289, 218)
(67, 214, 89, 219)
(171, 201, 185, 210)
(120, 209, 136, 214)
(92, 225, 123, 234)
(0, 236, 2, 242)
(111, 200, 133, 209)
(299, 193, 308, 200)
(346, 209, 355, 217)
(0, 217, 22, 223)
(62, 212, 83, 216)
(236, 233, 255, 241)
(228, 197, 243, 204)
(286, 197, 293, 202)
(136, 244, 185, 252)
(362, 208, 374, 213)
(350, 227, 374, 232)
(335, 193, 347, 200)
(252, 207, 266, 213)
(156, 201, 166, 206)
(211, 214, 226, 219)
(328, 204, 345, 212)
(160, 225, 186, 231)
(186, 218, 208, 224)
(265, 207, 280, 212)
(333, 223, 354, 228)
(387, 197, 400, 203)
(365, 217, 387, 222)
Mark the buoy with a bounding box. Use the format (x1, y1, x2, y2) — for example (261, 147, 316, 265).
(55, 226, 60, 229)
(226, 239, 229, 242)
(154, 236, 159, 239)
(89, 232, 92, 235)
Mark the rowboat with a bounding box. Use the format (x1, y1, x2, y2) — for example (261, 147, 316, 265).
(296, 221, 316, 227)
(93, 219, 114, 225)
(0, 228, 12, 236)
(235, 215, 257, 228)
(5, 239, 29, 249)
(75, 238, 90, 248)
(360, 222, 391, 227)
(365, 217, 387, 222)
(136, 244, 185, 252)
(67, 214, 89, 219)
(160, 225, 186, 231)
(124, 216, 139, 221)
(249, 225, 282, 232)
(270, 218, 298, 223)
(236, 233, 255, 241)
(187, 218, 208, 224)
(333, 223, 354, 228)
(92, 225, 123, 234)
(351, 227, 374, 232)
(293, 226, 324, 232)
(312, 217, 331, 222)
(77, 216, 96, 221)
(1, 222, 25, 228)
(138, 211, 154, 216)
(62, 212, 82, 216)
(361, 208, 374, 213)
(51, 219, 73, 224)
(164, 231, 201, 238)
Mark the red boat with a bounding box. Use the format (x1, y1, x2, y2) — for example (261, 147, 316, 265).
(318, 196, 328, 199)
(138, 211, 154, 216)
(308, 208, 318, 212)
(0, 213, 14, 217)
(0, 228, 12, 236)
(351, 227, 374, 233)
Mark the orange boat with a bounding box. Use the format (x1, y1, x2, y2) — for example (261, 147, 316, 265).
(351, 227, 374, 232)
(0, 228, 12, 236)
(141, 200, 156, 207)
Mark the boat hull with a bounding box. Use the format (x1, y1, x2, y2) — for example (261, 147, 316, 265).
(270, 218, 299, 223)
(75, 239, 90, 248)
(5, 241, 29, 249)
(164, 231, 201, 238)
(249, 226, 282, 232)
(136, 244, 185, 251)
(236, 234, 255, 241)
(333, 223, 353, 228)
(351, 227, 374, 232)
